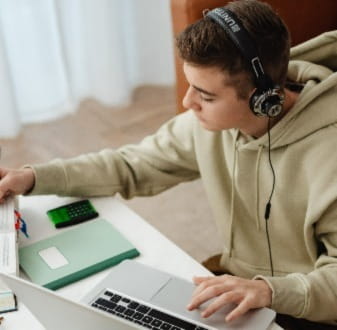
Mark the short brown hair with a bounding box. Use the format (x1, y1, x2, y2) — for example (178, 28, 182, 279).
(176, 0, 290, 99)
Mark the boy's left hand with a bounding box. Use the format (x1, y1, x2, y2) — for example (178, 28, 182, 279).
(186, 274, 272, 322)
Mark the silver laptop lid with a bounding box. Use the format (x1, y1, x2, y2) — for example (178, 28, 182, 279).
(0, 272, 138, 330)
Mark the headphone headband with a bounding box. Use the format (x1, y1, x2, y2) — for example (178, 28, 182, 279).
(206, 7, 284, 117)
(206, 8, 271, 91)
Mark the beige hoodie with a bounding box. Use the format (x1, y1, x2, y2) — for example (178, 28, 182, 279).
(29, 31, 337, 323)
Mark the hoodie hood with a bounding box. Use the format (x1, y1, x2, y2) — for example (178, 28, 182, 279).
(240, 30, 337, 151)
(224, 31, 337, 255)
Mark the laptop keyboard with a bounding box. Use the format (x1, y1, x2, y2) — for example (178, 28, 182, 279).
(91, 289, 209, 330)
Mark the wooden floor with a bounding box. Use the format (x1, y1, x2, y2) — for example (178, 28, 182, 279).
(0, 86, 222, 263)
(0, 86, 175, 167)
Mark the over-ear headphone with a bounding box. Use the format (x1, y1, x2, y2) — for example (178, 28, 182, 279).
(206, 7, 284, 117)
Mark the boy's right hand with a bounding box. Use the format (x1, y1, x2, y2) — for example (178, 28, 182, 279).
(0, 168, 35, 202)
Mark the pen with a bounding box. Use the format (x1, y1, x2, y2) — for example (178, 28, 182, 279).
(14, 209, 29, 238)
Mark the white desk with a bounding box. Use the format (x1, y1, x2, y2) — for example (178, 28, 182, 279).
(1, 195, 281, 330)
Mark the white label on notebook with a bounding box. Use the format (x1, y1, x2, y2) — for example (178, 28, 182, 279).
(38, 247, 69, 270)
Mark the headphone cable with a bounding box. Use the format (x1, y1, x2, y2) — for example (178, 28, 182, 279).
(265, 117, 275, 276)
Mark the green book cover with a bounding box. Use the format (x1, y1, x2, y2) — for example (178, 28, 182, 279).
(19, 219, 140, 290)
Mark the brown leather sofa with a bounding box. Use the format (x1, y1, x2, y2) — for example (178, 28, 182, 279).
(170, 0, 337, 113)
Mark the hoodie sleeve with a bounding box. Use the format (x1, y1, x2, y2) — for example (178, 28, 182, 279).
(27, 111, 200, 198)
(256, 199, 337, 324)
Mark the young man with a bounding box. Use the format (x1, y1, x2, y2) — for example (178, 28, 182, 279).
(0, 0, 337, 328)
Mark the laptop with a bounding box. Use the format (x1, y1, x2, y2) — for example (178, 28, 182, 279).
(0, 260, 276, 330)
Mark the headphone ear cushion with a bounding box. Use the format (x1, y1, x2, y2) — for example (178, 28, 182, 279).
(249, 89, 283, 117)
(249, 89, 261, 116)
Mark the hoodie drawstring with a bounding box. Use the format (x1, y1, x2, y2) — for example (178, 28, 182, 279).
(228, 130, 239, 257)
(255, 145, 264, 230)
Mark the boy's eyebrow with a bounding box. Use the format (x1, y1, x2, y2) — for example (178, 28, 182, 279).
(192, 85, 217, 97)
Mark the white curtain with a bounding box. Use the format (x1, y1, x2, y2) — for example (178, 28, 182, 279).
(0, 0, 175, 138)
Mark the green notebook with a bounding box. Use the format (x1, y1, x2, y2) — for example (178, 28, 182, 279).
(19, 219, 140, 290)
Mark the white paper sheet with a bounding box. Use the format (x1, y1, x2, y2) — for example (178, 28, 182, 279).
(0, 198, 18, 275)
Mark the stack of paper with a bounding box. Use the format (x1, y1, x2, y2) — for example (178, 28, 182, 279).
(0, 198, 19, 276)
(0, 198, 18, 313)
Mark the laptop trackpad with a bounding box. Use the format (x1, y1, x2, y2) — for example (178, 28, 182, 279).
(150, 277, 273, 330)
(150, 277, 235, 321)
(150, 277, 206, 320)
